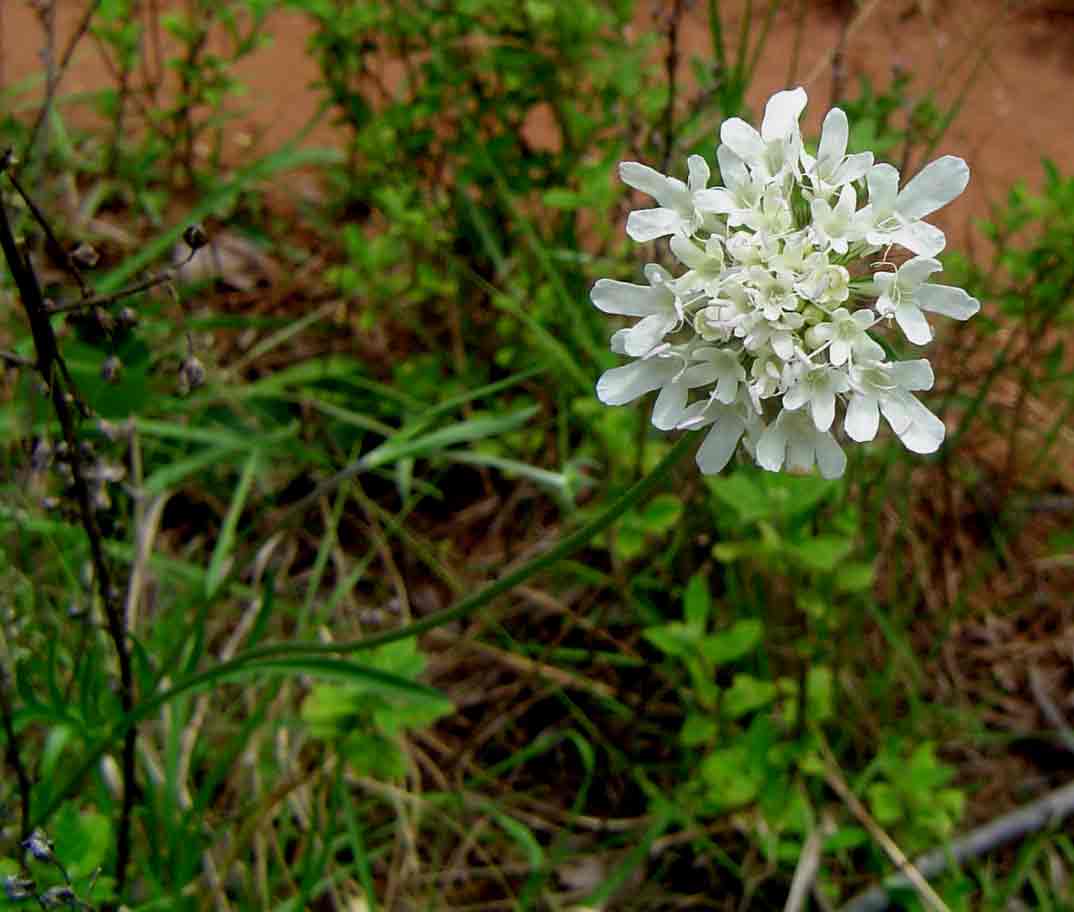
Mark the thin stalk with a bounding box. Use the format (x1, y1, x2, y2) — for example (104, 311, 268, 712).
(38, 433, 699, 825)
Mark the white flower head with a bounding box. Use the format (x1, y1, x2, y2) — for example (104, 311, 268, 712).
(593, 86, 978, 479)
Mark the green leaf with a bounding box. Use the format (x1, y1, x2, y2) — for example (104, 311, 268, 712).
(834, 561, 875, 593)
(867, 783, 902, 825)
(643, 622, 698, 658)
(638, 493, 683, 532)
(788, 535, 853, 572)
(701, 745, 760, 808)
(699, 619, 763, 666)
(806, 665, 834, 723)
(51, 803, 112, 881)
(722, 674, 778, 720)
(683, 573, 711, 630)
(206, 449, 259, 598)
(680, 711, 717, 747)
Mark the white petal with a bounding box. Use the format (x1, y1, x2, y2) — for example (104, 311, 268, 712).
(786, 430, 815, 473)
(898, 256, 944, 288)
(829, 338, 849, 367)
(895, 300, 932, 345)
(715, 372, 739, 404)
(771, 331, 796, 361)
(897, 396, 946, 454)
(889, 220, 946, 257)
(761, 87, 808, 142)
(916, 284, 980, 321)
(670, 234, 708, 270)
(879, 396, 912, 435)
(652, 381, 689, 430)
(818, 107, 849, 165)
(755, 422, 787, 472)
(831, 151, 874, 186)
(626, 208, 682, 242)
(591, 279, 665, 317)
(897, 155, 970, 220)
(680, 363, 721, 388)
(619, 162, 672, 203)
(845, 394, 879, 442)
(717, 144, 750, 190)
(687, 154, 711, 192)
(693, 187, 738, 214)
(867, 163, 900, 213)
(783, 383, 809, 411)
(720, 118, 765, 164)
(596, 359, 677, 405)
(814, 432, 847, 479)
(623, 313, 675, 357)
(696, 412, 746, 474)
(890, 359, 934, 391)
(812, 389, 836, 432)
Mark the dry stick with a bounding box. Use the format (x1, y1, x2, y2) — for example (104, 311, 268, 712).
(840, 781, 1074, 912)
(818, 736, 951, 912)
(0, 182, 137, 901)
(1029, 666, 1074, 756)
(658, 0, 687, 175)
(26, 0, 105, 166)
(0, 671, 33, 840)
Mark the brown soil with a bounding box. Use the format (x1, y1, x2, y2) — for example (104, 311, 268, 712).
(1, 1, 1072, 241)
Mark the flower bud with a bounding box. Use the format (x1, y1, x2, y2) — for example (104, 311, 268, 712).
(180, 356, 206, 391)
(2, 874, 35, 901)
(183, 223, 209, 251)
(70, 242, 100, 269)
(101, 355, 122, 383)
(21, 827, 54, 862)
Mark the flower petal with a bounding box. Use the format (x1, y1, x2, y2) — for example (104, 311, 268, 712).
(894, 300, 933, 345)
(890, 359, 934, 391)
(896, 155, 970, 220)
(916, 283, 980, 321)
(696, 412, 746, 474)
(720, 118, 765, 164)
(866, 163, 900, 213)
(812, 389, 836, 432)
(596, 359, 677, 406)
(687, 154, 711, 192)
(897, 396, 946, 454)
(622, 312, 674, 357)
(818, 107, 849, 166)
(652, 381, 689, 430)
(761, 87, 808, 141)
(619, 162, 672, 203)
(845, 393, 879, 442)
(755, 421, 787, 471)
(590, 279, 664, 317)
(693, 187, 738, 214)
(814, 432, 847, 479)
(626, 208, 682, 242)
(889, 220, 946, 257)
(670, 234, 708, 270)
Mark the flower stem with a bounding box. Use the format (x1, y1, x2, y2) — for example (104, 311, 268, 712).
(256, 430, 698, 656)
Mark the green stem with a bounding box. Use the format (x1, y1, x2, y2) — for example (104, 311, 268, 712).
(37, 431, 697, 827)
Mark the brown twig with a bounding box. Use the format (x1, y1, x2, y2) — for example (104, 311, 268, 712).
(658, 0, 688, 174)
(26, 0, 106, 166)
(0, 163, 137, 901)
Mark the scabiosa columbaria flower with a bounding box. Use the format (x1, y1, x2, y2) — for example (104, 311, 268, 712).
(594, 87, 978, 478)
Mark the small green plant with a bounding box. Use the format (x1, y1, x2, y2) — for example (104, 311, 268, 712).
(301, 639, 454, 779)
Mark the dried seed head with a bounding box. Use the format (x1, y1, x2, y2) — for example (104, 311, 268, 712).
(183, 223, 208, 251)
(101, 354, 122, 383)
(31, 438, 52, 471)
(40, 885, 77, 908)
(70, 242, 100, 269)
(21, 827, 54, 862)
(117, 305, 139, 329)
(180, 355, 206, 391)
(1, 874, 35, 901)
